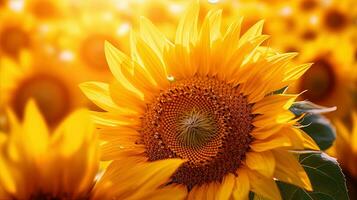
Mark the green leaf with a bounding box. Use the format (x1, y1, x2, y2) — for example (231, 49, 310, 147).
(289, 101, 336, 150)
(300, 114, 336, 150)
(278, 152, 349, 200)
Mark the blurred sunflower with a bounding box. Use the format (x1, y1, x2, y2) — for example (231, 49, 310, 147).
(0, 101, 99, 199)
(0, 10, 35, 59)
(290, 38, 355, 118)
(329, 112, 357, 179)
(136, 0, 185, 40)
(23, 0, 68, 20)
(266, 0, 323, 53)
(328, 112, 357, 199)
(81, 3, 318, 199)
(0, 52, 86, 128)
(55, 11, 131, 82)
(0, 100, 186, 200)
(0, 0, 6, 8)
(313, 0, 356, 38)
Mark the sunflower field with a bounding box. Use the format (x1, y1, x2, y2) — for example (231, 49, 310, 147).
(0, 0, 356, 199)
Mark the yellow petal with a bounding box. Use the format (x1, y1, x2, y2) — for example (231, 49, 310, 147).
(0, 157, 16, 195)
(79, 81, 120, 111)
(351, 112, 357, 152)
(283, 63, 312, 83)
(51, 109, 94, 157)
(134, 35, 168, 87)
(127, 184, 187, 200)
(188, 185, 207, 200)
(139, 17, 169, 58)
(109, 81, 145, 113)
(247, 169, 282, 200)
(232, 168, 250, 200)
(250, 125, 283, 140)
(104, 41, 142, 96)
(273, 150, 312, 191)
(250, 133, 291, 152)
(175, 1, 199, 46)
(217, 173, 235, 200)
(89, 111, 140, 128)
(245, 151, 275, 177)
(94, 158, 184, 199)
(222, 17, 243, 55)
(253, 94, 297, 115)
(23, 100, 49, 157)
(239, 20, 264, 46)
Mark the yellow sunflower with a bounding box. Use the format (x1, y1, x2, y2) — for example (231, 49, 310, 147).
(0, 100, 185, 199)
(266, 0, 323, 53)
(54, 10, 131, 82)
(23, 0, 68, 21)
(0, 9, 35, 59)
(312, 0, 356, 38)
(81, 3, 319, 199)
(0, 101, 99, 199)
(289, 37, 355, 119)
(328, 112, 357, 178)
(0, 52, 87, 128)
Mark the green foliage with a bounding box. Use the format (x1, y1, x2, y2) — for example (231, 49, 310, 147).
(290, 101, 336, 150)
(277, 152, 349, 200)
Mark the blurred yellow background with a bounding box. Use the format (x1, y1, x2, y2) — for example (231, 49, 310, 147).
(0, 0, 356, 195)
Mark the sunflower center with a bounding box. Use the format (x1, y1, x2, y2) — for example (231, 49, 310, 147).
(300, 0, 318, 11)
(79, 34, 114, 72)
(300, 58, 336, 102)
(324, 9, 349, 32)
(0, 0, 5, 7)
(177, 109, 217, 148)
(301, 30, 317, 41)
(11, 74, 71, 127)
(0, 26, 30, 57)
(140, 77, 254, 189)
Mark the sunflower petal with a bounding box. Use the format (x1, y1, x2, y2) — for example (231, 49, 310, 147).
(217, 173, 235, 200)
(245, 151, 275, 177)
(23, 100, 49, 156)
(239, 20, 264, 46)
(104, 41, 142, 96)
(247, 169, 282, 200)
(175, 1, 199, 46)
(94, 158, 184, 199)
(128, 184, 187, 200)
(250, 132, 291, 152)
(273, 150, 312, 191)
(80, 81, 120, 111)
(232, 168, 250, 200)
(139, 17, 169, 57)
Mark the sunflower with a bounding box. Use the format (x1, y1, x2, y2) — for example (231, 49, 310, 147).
(54, 10, 131, 82)
(329, 112, 357, 179)
(23, 0, 68, 21)
(81, 3, 319, 199)
(0, 101, 99, 199)
(0, 52, 86, 128)
(313, 0, 356, 37)
(0, 9, 35, 59)
(289, 37, 355, 119)
(265, 0, 324, 53)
